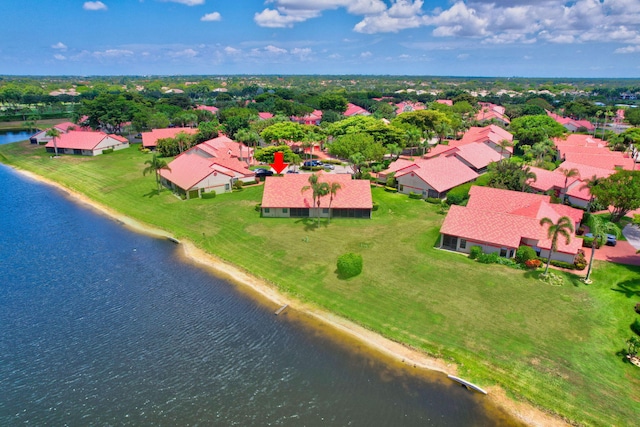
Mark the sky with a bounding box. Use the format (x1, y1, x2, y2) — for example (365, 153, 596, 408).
(2, 0, 640, 78)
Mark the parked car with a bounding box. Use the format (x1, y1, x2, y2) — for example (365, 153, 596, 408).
(584, 233, 617, 246)
(303, 160, 323, 167)
(323, 164, 335, 170)
(286, 169, 299, 174)
(254, 168, 274, 178)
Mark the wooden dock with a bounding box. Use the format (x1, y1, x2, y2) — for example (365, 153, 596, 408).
(274, 304, 288, 315)
(447, 375, 488, 395)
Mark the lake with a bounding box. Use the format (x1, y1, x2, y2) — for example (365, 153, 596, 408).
(0, 163, 520, 426)
(0, 129, 32, 145)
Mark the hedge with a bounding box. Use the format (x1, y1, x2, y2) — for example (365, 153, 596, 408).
(337, 253, 363, 278)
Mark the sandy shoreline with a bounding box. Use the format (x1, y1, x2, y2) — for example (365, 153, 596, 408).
(10, 165, 568, 427)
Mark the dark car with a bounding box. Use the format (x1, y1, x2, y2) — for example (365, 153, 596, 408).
(303, 160, 323, 167)
(254, 168, 274, 178)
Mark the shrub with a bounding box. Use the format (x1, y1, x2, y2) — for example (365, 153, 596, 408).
(102, 148, 114, 154)
(408, 191, 422, 199)
(425, 197, 441, 204)
(445, 192, 466, 206)
(372, 201, 379, 211)
(515, 245, 537, 264)
(574, 251, 587, 270)
(582, 236, 602, 248)
(201, 191, 216, 199)
(469, 246, 483, 260)
(525, 259, 542, 269)
(385, 173, 396, 187)
(384, 186, 398, 193)
(631, 318, 640, 336)
(300, 166, 324, 171)
(255, 203, 262, 212)
(550, 260, 576, 270)
(233, 180, 244, 191)
(477, 252, 500, 264)
(337, 253, 363, 278)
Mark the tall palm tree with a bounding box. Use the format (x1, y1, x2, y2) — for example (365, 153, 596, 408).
(583, 215, 619, 283)
(301, 173, 330, 227)
(405, 128, 421, 156)
(497, 139, 513, 161)
(520, 166, 537, 192)
(594, 110, 602, 137)
(143, 154, 171, 192)
(580, 174, 601, 213)
(559, 167, 580, 202)
(327, 182, 342, 224)
(46, 127, 61, 157)
(539, 216, 574, 276)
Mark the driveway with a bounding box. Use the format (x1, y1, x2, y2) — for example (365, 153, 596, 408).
(593, 237, 640, 266)
(622, 224, 640, 250)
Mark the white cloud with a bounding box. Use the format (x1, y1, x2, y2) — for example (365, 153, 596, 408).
(201, 12, 221, 22)
(264, 45, 288, 54)
(255, 0, 386, 27)
(360, 51, 372, 58)
(162, 0, 205, 6)
(169, 48, 198, 58)
(254, 8, 319, 28)
(615, 45, 640, 53)
(51, 42, 67, 50)
(93, 49, 134, 58)
(224, 46, 241, 54)
(53, 54, 66, 60)
(83, 1, 108, 11)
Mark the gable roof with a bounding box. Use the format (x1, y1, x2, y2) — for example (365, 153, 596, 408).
(450, 142, 503, 170)
(44, 131, 126, 150)
(344, 103, 370, 117)
(141, 127, 198, 148)
(442, 186, 583, 253)
(526, 166, 575, 192)
(261, 173, 372, 209)
(396, 156, 479, 193)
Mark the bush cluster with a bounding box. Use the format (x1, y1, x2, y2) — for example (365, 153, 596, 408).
(337, 253, 363, 278)
(631, 319, 640, 336)
(574, 251, 587, 270)
(408, 192, 422, 199)
(372, 201, 379, 211)
(469, 246, 483, 260)
(550, 259, 576, 270)
(300, 166, 324, 171)
(102, 148, 114, 154)
(515, 245, 537, 264)
(384, 186, 398, 193)
(445, 193, 466, 206)
(201, 191, 216, 199)
(525, 259, 542, 269)
(425, 197, 441, 204)
(233, 180, 244, 190)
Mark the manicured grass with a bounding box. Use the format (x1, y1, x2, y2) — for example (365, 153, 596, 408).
(2, 141, 639, 425)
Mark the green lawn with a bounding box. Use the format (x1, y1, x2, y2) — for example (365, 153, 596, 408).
(2, 141, 639, 425)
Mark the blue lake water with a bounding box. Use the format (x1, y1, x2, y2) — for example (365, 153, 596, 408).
(0, 130, 32, 145)
(0, 163, 519, 426)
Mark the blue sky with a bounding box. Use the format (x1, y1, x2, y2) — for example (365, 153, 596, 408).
(2, 0, 640, 77)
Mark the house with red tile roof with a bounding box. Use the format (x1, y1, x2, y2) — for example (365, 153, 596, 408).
(525, 166, 578, 196)
(30, 121, 90, 145)
(195, 105, 219, 114)
(44, 131, 129, 156)
(159, 137, 254, 199)
(444, 142, 503, 173)
(258, 112, 274, 120)
(476, 103, 510, 125)
(344, 103, 370, 117)
(395, 101, 426, 114)
(547, 111, 595, 132)
(556, 161, 615, 208)
(394, 156, 479, 199)
(435, 99, 453, 106)
(261, 173, 372, 219)
(141, 127, 198, 150)
(440, 186, 584, 263)
(291, 110, 323, 125)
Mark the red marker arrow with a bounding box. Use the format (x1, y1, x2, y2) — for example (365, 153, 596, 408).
(270, 151, 288, 174)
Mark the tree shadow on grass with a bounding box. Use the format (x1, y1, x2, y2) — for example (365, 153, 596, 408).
(295, 217, 326, 232)
(143, 188, 160, 198)
(334, 268, 359, 281)
(611, 278, 640, 298)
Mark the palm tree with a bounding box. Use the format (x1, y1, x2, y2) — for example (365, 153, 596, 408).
(45, 127, 61, 157)
(520, 166, 537, 192)
(405, 128, 421, 156)
(327, 182, 342, 224)
(539, 216, 574, 276)
(583, 215, 619, 283)
(559, 167, 580, 202)
(301, 173, 330, 227)
(580, 174, 601, 213)
(594, 110, 602, 137)
(497, 139, 513, 161)
(143, 154, 171, 192)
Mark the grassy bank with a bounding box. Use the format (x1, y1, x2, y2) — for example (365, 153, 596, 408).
(1, 141, 639, 425)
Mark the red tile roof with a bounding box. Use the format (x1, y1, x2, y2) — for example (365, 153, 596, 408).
(450, 142, 503, 170)
(261, 173, 372, 209)
(556, 161, 614, 180)
(563, 152, 634, 170)
(442, 186, 583, 253)
(141, 127, 198, 148)
(344, 103, 370, 116)
(526, 166, 575, 192)
(396, 156, 479, 193)
(553, 134, 606, 147)
(44, 131, 126, 150)
(258, 112, 274, 120)
(436, 99, 453, 106)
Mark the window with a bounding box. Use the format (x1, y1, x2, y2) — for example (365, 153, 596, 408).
(282, 208, 288, 213)
(322, 208, 329, 214)
(500, 248, 507, 257)
(460, 239, 467, 249)
(264, 208, 270, 213)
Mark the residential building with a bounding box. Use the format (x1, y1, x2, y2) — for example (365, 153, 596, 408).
(44, 131, 129, 156)
(141, 127, 198, 150)
(394, 156, 479, 199)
